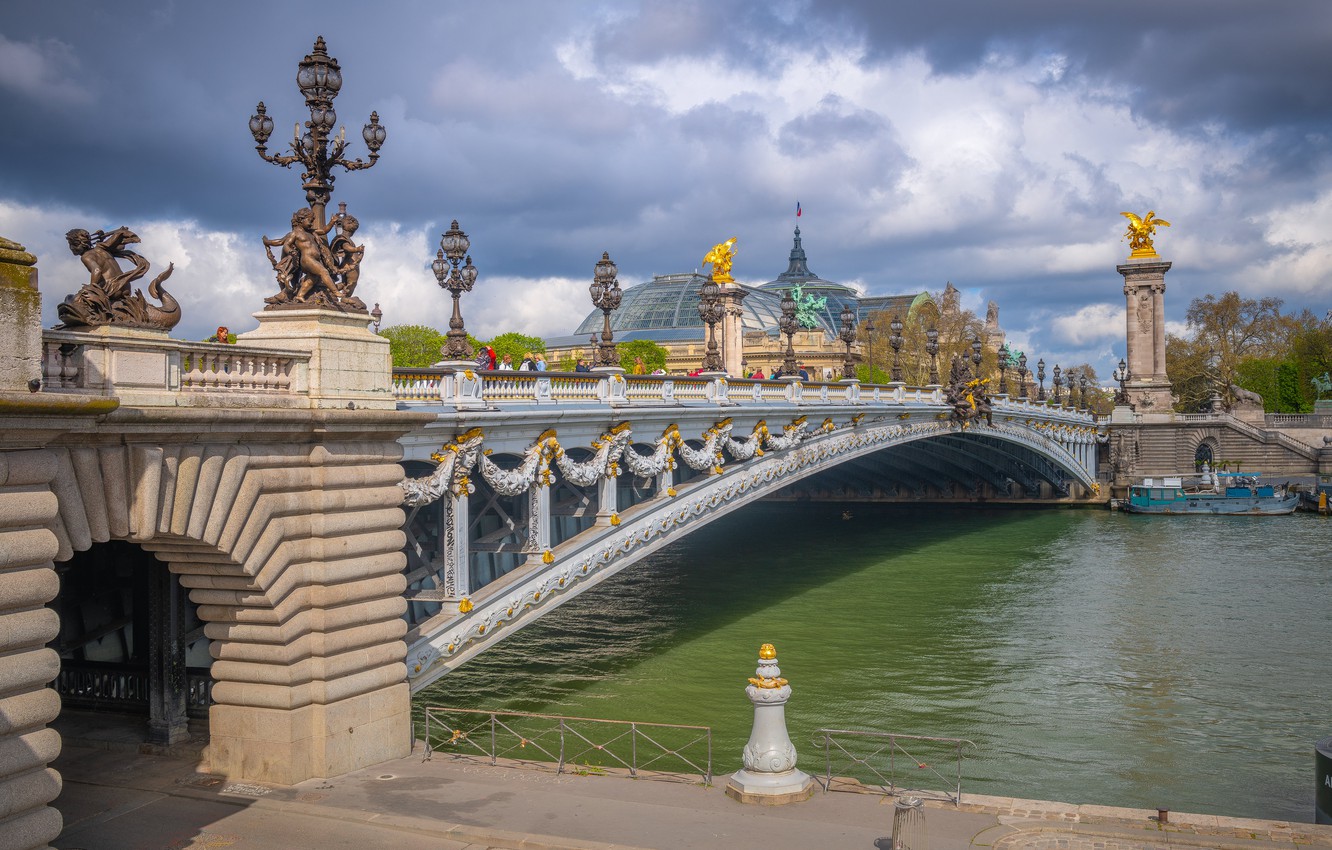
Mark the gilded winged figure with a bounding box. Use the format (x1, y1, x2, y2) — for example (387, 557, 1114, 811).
(1121, 210, 1171, 258)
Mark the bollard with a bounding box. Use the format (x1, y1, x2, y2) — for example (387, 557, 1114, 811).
(725, 643, 814, 804)
(892, 797, 926, 850)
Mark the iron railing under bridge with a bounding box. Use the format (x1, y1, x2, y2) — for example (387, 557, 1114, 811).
(54, 662, 213, 719)
(421, 706, 713, 784)
(811, 728, 976, 804)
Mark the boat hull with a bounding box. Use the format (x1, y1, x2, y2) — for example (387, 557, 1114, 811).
(1123, 495, 1299, 515)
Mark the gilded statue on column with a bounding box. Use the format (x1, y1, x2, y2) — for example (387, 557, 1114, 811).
(1120, 210, 1170, 259)
(702, 237, 738, 283)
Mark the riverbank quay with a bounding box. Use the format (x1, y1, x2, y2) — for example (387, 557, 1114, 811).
(52, 743, 1332, 850)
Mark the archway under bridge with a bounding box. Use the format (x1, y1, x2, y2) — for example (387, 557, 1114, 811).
(401, 410, 1103, 691)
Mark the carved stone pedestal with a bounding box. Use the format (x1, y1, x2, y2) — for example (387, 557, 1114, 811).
(239, 308, 394, 409)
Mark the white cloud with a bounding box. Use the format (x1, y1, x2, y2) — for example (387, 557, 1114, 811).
(1051, 303, 1122, 346)
(0, 34, 90, 104)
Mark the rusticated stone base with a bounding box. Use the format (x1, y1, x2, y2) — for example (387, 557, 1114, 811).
(725, 769, 816, 805)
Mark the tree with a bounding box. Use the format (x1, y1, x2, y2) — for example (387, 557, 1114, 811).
(486, 332, 546, 366)
(380, 324, 445, 368)
(1166, 332, 1215, 412)
(1181, 292, 1286, 405)
(616, 339, 669, 373)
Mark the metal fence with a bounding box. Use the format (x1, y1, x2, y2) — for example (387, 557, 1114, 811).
(811, 728, 975, 804)
(421, 706, 712, 785)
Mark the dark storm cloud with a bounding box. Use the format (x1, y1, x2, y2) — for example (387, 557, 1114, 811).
(822, 0, 1332, 135)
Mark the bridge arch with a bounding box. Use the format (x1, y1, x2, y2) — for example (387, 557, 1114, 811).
(5, 439, 412, 786)
(403, 411, 1100, 689)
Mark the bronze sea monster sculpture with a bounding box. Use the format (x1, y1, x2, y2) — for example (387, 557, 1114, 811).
(57, 226, 180, 331)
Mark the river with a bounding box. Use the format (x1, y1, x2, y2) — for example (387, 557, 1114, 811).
(414, 503, 1332, 822)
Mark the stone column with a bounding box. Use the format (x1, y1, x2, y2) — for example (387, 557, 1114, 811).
(595, 474, 618, 527)
(442, 489, 471, 598)
(719, 284, 748, 377)
(1118, 258, 1173, 412)
(0, 451, 64, 850)
(0, 238, 41, 393)
(146, 566, 189, 745)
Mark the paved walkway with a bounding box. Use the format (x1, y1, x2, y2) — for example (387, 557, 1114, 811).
(53, 744, 1332, 850)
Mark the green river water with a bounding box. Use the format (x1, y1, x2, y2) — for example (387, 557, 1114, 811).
(415, 503, 1332, 822)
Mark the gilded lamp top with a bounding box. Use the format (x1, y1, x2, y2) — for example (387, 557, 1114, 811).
(758, 643, 777, 659)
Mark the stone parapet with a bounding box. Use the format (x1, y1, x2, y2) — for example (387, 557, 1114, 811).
(239, 308, 395, 410)
(0, 238, 42, 396)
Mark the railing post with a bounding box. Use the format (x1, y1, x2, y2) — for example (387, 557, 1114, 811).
(443, 485, 471, 599)
(630, 722, 638, 778)
(558, 718, 566, 774)
(596, 471, 618, 527)
(490, 713, 497, 766)
(524, 481, 551, 564)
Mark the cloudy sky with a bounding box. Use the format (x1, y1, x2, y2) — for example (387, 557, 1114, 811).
(3, 0, 1330, 372)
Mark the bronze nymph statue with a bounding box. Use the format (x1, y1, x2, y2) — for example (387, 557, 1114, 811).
(57, 226, 180, 331)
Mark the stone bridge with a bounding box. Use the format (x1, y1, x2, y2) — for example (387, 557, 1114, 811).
(390, 366, 1103, 691)
(0, 284, 1099, 848)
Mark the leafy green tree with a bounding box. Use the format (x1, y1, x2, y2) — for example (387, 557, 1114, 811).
(616, 339, 669, 373)
(486, 332, 546, 366)
(380, 324, 446, 368)
(1166, 332, 1215, 412)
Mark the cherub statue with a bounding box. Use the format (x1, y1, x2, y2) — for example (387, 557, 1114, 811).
(702, 237, 738, 283)
(263, 206, 364, 310)
(1120, 210, 1171, 258)
(57, 226, 179, 331)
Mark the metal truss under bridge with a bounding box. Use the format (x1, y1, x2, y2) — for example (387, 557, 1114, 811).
(392, 370, 1106, 692)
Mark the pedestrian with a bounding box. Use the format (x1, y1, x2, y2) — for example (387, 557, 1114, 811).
(519, 351, 536, 371)
(752, 367, 765, 380)
(574, 358, 590, 372)
(476, 345, 496, 370)
(498, 353, 514, 370)
(799, 364, 810, 381)
(535, 353, 547, 372)
(632, 356, 646, 375)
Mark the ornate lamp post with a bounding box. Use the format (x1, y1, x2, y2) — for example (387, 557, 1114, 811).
(838, 303, 858, 380)
(925, 326, 940, 385)
(997, 343, 1010, 395)
(1052, 364, 1063, 405)
(432, 220, 478, 361)
(698, 276, 725, 373)
(589, 252, 622, 368)
(889, 315, 905, 382)
(865, 319, 876, 383)
(1113, 358, 1129, 405)
(370, 302, 382, 333)
(1079, 373, 1090, 411)
(1016, 352, 1029, 399)
(970, 335, 983, 372)
(1036, 358, 1047, 401)
(1066, 369, 1078, 408)
(778, 290, 799, 377)
(249, 37, 386, 229)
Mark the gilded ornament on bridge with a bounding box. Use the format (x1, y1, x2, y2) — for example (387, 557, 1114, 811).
(58, 226, 180, 331)
(702, 237, 738, 283)
(262, 203, 367, 312)
(758, 643, 776, 659)
(1120, 210, 1170, 259)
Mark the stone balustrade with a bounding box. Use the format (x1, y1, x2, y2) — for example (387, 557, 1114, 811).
(389, 368, 1098, 423)
(42, 328, 310, 407)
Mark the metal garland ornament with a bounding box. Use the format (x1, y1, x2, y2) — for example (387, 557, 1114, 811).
(433, 220, 479, 360)
(838, 303, 858, 379)
(589, 251, 622, 367)
(249, 37, 386, 228)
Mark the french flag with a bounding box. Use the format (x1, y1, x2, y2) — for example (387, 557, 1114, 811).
(796, 201, 802, 217)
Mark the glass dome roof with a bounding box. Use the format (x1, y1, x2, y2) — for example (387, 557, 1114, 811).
(570, 273, 833, 341)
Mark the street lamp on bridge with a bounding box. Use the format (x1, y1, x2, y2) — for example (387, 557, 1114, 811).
(838, 303, 857, 380)
(249, 37, 386, 228)
(589, 252, 622, 368)
(997, 343, 1010, 395)
(432, 221, 478, 361)
(1079, 373, 1090, 411)
(1052, 364, 1063, 405)
(970, 335, 983, 373)
(1036, 358, 1047, 401)
(865, 318, 876, 383)
(778, 290, 799, 377)
(889, 315, 904, 383)
(925, 327, 940, 385)
(698, 276, 725, 373)
(1113, 358, 1130, 405)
